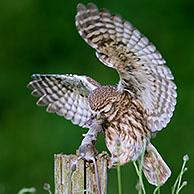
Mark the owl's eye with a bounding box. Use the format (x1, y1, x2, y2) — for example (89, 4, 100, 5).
(102, 103, 112, 113)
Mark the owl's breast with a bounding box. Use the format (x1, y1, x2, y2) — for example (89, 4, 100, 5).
(102, 97, 151, 165)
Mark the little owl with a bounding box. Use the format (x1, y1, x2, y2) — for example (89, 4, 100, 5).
(28, 3, 177, 186)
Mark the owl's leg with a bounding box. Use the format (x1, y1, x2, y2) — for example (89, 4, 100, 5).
(77, 123, 102, 161)
(68, 125, 102, 194)
(142, 143, 171, 186)
(76, 120, 103, 194)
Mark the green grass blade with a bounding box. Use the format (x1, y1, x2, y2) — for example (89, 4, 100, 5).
(172, 154, 189, 194)
(133, 140, 146, 194)
(117, 164, 123, 194)
(153, 186, 160, 194)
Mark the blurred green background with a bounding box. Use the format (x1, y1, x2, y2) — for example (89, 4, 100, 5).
(0, 0, 194, 193)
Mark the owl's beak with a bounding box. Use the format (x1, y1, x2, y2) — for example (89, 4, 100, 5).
(96, 112, 101, 120)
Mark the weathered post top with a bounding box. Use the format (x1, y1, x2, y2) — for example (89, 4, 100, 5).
(54, 152, 108, 194)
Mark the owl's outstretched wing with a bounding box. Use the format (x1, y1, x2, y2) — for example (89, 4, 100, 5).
(28, 74, 100, 128)
(76, 3, 177, 132)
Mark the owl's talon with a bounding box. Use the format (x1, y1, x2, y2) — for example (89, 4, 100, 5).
(77, 143, 98, 162)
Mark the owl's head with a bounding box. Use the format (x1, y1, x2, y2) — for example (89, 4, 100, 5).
(88, 86, 119, 114)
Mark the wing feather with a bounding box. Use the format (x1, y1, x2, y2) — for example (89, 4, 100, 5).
(28, 74, 100, 128)
(76, 3, 177, 132)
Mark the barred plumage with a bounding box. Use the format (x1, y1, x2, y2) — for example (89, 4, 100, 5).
(76, 3, 177, 132)
(28, 3, 176, 186)
(28, 74, 100, 127)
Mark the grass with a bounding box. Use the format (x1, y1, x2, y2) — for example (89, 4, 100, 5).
(133, 161, 146, 194)
(17, 183, 53, 194)
(117, 164, 122, 194)
(172, 155, 189, 194)
(116, 154, 189, 194)
(17, 187, 36, 194)
(133, 141, 147, 194)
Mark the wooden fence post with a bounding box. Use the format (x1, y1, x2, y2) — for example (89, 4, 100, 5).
(54, 152, 108, 194)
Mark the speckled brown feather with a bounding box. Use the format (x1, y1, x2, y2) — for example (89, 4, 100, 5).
(28, 74, 100, 127)
(89, 87, 150, 165)
(76, 3, 177, 132)
(143, 143, 171, 186)
(88, 86, 171, 186)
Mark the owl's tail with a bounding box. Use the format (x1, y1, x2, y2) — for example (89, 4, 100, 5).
(142, 143, 171, 186)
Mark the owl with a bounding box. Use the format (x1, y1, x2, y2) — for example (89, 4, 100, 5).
(28, 3, 177, 186)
